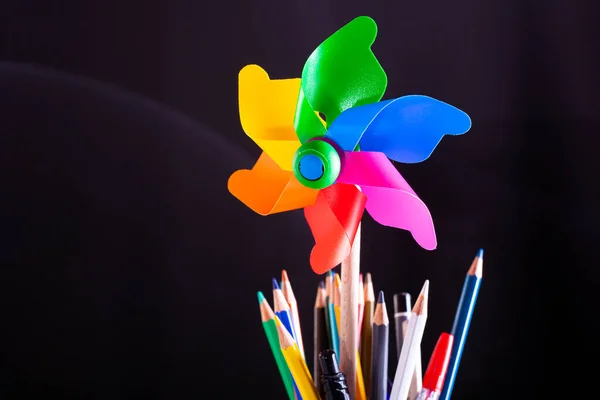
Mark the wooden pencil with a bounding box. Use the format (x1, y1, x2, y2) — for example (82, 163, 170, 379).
(355, 351, 367, 400)
(440, 249, 483, 400)
(275, 316, 321, 400)
(257, 292, 296, 400)
(333, 273, 342, 331)
(282, 270, 305, 359)
(357, 273, 365, 341)
(324, 271, 334, 348)
(393, 292, 422, 400)
(390, 280, 429, 400)
(313, 282, 328, 393)
(340, 224, 361, 400)
(273, 278, 303, 400)
(371, 291, 389, 400)
(328, 278, 340, 357)
(360, 272, 375, 396)
(272, 278, 295, 338)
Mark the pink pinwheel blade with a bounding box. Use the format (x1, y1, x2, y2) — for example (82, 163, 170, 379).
(337, 151, 437, 250)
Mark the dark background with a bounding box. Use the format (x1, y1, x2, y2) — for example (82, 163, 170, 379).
(0, 1, 597, 399)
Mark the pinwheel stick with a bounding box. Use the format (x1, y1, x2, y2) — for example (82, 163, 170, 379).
(340, 223, 361, 399)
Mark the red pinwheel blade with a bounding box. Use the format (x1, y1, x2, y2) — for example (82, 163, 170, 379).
(337, 151, 437, 250)
(304, 183, 366, 274)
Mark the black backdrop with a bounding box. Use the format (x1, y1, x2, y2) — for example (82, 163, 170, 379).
(0, 1, 598, 399)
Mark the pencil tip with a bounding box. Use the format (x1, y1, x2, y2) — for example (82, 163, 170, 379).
(421, 280, 430, 297)
(365, 272, 372, 283)
(377, 291, 385, 303)
(281, 270, 289, 281)
(327, 270, 334, 277)
(318, 280, 325, 288)
(272, 278, 280, 290)
(257, 291, 265, 304)
(468, 250, 484, 277)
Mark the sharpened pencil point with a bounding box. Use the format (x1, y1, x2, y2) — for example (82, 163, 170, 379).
(421, 280, 430, 297)
(272, 278, 280, 290)
(377, 291, 385, 304)
(257, 291, 266, 304)
(281, 270, 289, 282)
(318, 281, 325, 288)
(468, 250, 484, 278)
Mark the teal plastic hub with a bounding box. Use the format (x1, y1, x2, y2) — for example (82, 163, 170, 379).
(293, 140, 341, 190)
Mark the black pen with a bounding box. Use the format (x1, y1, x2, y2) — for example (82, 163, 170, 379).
(319, 350, 351, 400)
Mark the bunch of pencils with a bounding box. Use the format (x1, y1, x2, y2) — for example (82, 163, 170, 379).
(257, 249, 483, 400)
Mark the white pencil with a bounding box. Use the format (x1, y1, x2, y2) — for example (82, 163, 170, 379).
(390, 280, 429, 400)
(408, 339, 423, 400)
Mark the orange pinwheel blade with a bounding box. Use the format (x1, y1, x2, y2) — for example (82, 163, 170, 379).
(228, 152, 319, 215)
(239, 65, 302, 171)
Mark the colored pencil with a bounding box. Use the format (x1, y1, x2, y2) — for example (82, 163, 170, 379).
(314, 282, 328, 393)
(440, 249, 483, 400)
(328, 288, 340, 357)
(357, 273, 365, 340)
(355, 351, 367, 400)
(282, 270, 306, 359)
(273, 278, 303, 400)
(371, 291, 389, 400)
(324, 271, 334, 349)
(273, 279, 297, 338)
(390, 280, 429, 400)
(275, 316, 321, 400)
(360, 272, 375, 396)
(333, 273, 342, 332)
(409, 331, 423, 399)
(392, 292, 421, 400)
(258, 291, 296, 400)
(340, 224, 361, 400)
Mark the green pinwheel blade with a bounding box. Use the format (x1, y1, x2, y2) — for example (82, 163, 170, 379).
(293, 16, 388, 143)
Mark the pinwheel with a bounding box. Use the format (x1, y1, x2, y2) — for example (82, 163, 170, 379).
(228, 16, 471, 275)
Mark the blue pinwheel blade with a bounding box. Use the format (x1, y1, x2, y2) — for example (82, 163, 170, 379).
(324, 99, 395, 151)
(357, 95, 472, 163)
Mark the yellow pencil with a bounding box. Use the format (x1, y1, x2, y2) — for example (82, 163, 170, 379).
(334, 273, 342, 332)
(275, 316, 321, 400)
(356, 351, 367, 400)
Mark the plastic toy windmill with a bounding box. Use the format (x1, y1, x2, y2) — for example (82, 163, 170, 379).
(228, 16, 471, 275)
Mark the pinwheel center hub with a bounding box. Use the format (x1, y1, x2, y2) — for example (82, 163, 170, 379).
(292, 139, 341, 190)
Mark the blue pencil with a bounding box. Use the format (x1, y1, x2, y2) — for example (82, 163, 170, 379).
(440, 249, 484, 400)
(273, 278, 303, 400)
(328, 296, 340, 356)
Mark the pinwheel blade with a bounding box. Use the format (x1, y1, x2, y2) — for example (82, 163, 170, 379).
(337, 151, 437, 250)
(294, 16, 387, 143)
(304, 183, 366, 274)
(357, 95, 472, 163)
(228, 152, 319, 215)
(324, 98, 392, 151)
(239, 65, 302, 171)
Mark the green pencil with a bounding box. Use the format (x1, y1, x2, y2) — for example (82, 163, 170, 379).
(258, 291, 295, 400)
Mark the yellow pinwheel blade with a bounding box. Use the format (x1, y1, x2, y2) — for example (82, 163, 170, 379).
(239, 64, 302, 171)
